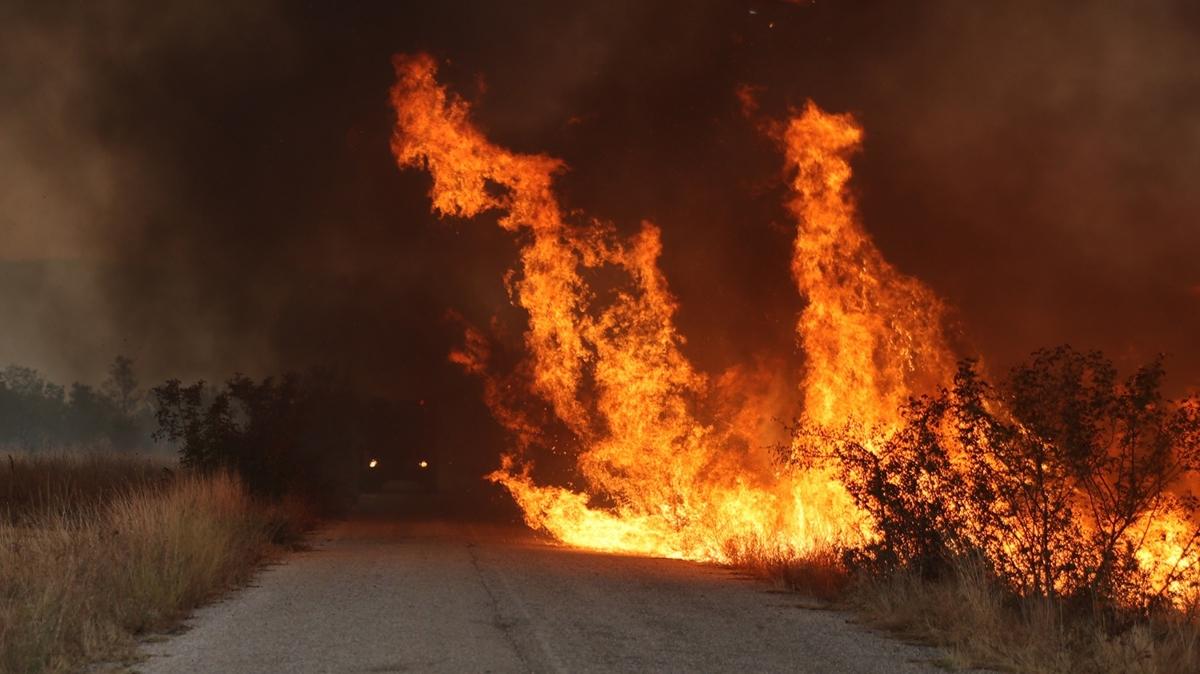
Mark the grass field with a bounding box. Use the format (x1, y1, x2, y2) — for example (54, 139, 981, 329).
(0, 452, 309, 673)
(741, 548, 1200, 674)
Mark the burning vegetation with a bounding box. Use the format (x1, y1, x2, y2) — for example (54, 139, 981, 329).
(387, 52, 1200, 624)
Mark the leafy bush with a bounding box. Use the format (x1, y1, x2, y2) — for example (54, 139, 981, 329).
(151, 372, 368, 512)
(789, 346, 1200, 613)
(792, 393, 972, 579)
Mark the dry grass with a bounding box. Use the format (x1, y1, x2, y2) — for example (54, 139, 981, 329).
(723, 538, 850, 602)
(2, 451, 169, 520)
(730, 542, 1200, 673)
(844, 558, 1200, 673)
(0, 453, 310, 673)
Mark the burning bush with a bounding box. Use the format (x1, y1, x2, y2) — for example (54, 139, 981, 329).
(789, 346, 1200, 614)
(790, 395, 970, 580)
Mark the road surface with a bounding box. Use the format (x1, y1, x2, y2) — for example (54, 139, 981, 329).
(138, 492, 945, 673)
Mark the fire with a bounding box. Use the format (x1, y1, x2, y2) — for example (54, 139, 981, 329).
(387, 53, 1198, 601)
(783, 102, 955, 433)
(387, 53, 953, 562)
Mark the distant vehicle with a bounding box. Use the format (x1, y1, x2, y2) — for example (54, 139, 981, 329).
(361, 453, 436, 492)
(358, 399, 436, 493)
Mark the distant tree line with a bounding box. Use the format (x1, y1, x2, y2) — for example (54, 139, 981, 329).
(0, 353, 427, 513)
(151, 372, 425, 513)
(0, 356, 153, 450)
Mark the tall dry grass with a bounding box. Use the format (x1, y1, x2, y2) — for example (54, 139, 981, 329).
(722, 536, 850, 602)
(850, 559, 1200, 673)
(0, 454, 308, 673)
(2, 451, 168, 520)
(749, 549, 1200, 673)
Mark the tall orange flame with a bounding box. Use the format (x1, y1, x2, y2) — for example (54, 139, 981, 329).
(784, 102, 955, 432)
(389, 54, 953, 561)
(388, 55, 1200, 610)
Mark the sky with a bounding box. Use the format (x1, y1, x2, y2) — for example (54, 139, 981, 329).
(1, 0, 1198, 405)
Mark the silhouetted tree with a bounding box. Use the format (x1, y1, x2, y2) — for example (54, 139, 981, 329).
(151, 372, 361, 512)
(0, 366, 66, 447)
(102, 355, 140, 417)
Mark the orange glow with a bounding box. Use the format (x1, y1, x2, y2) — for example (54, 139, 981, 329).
(418, 460, 429, 469)
(388, 54, 900, 562)
(783, 101, 954, 434)
(388, 54, 1197, 602)
(368, 458, 378, 469)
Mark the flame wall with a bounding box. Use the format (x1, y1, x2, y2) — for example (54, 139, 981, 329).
(389, 54, 956, 562)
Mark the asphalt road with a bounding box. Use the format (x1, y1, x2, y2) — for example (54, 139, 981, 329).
(138, 492, 945, 673)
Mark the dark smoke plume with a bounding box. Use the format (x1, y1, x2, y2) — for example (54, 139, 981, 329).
(2, 0, 1197, 419)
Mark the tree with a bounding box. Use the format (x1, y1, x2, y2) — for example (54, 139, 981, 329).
(151, 371, 360, 512)
(0, 365, 65, 447)
(102, 355, 140, 417)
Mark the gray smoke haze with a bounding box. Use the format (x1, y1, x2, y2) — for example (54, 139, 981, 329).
(0, 1, 294, 385)
(0, 0, 1196, 401)
(1, 5, 129, 383)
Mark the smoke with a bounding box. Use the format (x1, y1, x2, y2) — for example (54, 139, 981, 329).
(0, 4, 128, 383)
(1, 0, 1197, 402)
(839, 1, 1200, 388)
(0, 1, 296, 384)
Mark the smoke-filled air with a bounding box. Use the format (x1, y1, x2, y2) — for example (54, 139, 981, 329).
(7, 5, 1200, 673)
